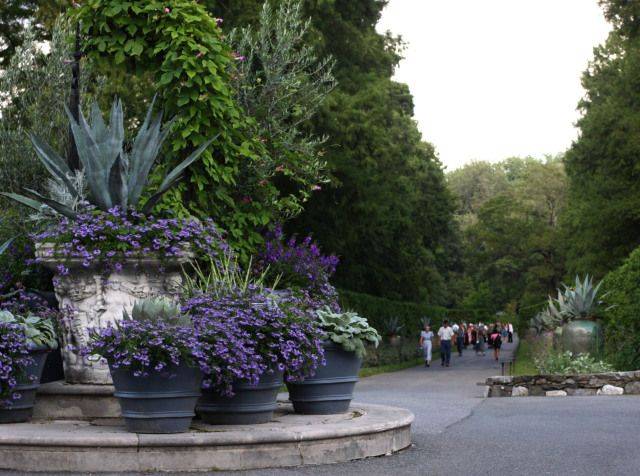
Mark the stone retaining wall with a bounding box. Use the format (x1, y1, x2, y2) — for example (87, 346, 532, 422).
(486, 371, 640, 397)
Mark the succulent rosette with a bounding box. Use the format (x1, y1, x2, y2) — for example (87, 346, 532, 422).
(185, 287, 325, 396)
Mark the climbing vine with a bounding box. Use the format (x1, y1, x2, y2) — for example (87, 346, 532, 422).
(73, 0, 273, 252)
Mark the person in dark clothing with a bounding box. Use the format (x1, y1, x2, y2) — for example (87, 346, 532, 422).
(490, 325, 502, 361)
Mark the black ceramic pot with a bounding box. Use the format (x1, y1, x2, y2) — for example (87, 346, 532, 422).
(287, 341, 361, 415)
(197, 370, 284, 425)
(110, 362, 202, 434)
(0, 347, 49, 423)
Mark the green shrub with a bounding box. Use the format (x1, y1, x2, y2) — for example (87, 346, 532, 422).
(338, 289, 447, 338)
(534, 350, 613, 375)
(602, 247, 640, 370)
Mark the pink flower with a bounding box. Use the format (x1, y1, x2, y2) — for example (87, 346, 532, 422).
(311, 185, 322, 191)
(164, 7, 171, 13)
(232, 52, 246, 62)
(215, 18, 224, 25)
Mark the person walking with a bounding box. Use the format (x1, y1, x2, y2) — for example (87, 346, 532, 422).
(437, 320, 455, 367)
(490, 325, 502, 361)
(507, 322, 514, 343)
(476, 323, 486, 356)
(419, 324, 434, 367)
(455, 323, 465, 357)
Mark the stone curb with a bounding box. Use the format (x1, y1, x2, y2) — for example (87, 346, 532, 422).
(0, 402, 413, 472)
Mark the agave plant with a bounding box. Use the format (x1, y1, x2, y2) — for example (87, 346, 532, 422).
(561, 275, 605, 320)
(123, 297, 191, 328)
(2, 97, 215, 218)
(384, 316, 404, 337)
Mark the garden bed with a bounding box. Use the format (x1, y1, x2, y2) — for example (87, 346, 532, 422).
(486, 371, 640, 397)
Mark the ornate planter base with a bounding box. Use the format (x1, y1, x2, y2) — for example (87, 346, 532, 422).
(37, 246, 191, 385)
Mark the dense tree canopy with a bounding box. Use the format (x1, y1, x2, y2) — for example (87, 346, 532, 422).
(563, 1, 640, 277)
(212, 0, 458, 304)
(450, 157, 567, 323)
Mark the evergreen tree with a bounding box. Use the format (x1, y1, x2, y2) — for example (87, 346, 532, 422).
(563, 1, 640, 277)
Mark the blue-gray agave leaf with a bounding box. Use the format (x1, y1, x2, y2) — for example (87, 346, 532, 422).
(141, 135, 217, 214)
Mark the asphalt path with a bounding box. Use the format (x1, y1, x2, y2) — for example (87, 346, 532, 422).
(238, 337, 640, 476)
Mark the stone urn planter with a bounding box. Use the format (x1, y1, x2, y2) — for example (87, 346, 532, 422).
(110, 362, 202, 434)
(561, 319, 603, 355)
(36, 243, 192, 384)
(0, 347, 49, 423)
(197, 370, 284, 425)
(287, 341, 362, 415)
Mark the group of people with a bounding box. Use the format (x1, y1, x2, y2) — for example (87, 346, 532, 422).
(419, 320, 513, 368)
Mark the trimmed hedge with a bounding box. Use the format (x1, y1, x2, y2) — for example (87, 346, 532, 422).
(338, 289, 448, 337)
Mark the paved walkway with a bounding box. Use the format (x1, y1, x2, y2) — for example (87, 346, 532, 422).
(238, 336, 640, 476)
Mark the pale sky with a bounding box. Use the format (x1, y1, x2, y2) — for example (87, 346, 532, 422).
(377, 0, 611, 170)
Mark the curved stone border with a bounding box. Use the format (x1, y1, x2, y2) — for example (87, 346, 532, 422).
(0, 402, 413, 472)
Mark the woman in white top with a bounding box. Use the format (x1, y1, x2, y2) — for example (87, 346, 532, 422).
(419, 324, 434, 367)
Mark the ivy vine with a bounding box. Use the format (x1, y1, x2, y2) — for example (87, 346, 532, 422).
(74, 0, 272, 252)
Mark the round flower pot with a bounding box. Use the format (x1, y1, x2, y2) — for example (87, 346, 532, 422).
(286, 342, 362, 415)
(110, 362, 202, 434)
(561, 319, 603, 356)
(387, 335, 402, 348)
(197, 370, 284, 425)
(0, 347, 49, 424)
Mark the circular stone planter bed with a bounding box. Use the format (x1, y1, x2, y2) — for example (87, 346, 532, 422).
(0, 402, 413, 473)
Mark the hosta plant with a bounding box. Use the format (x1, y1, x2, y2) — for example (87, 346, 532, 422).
(0, 311, 57, 350)
(2, 96, 215, 218)
(0, 310, 57, 405)
(316, 307, 381, 358)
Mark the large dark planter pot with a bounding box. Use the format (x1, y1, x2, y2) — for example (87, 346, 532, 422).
(287, 341, 362, 415)
(561, 319, 603, 355)
(110, 362, 202, 434)
(197, 370, 283, 425)
(41, 346, 65, 384)
(0, 347, 49, 423)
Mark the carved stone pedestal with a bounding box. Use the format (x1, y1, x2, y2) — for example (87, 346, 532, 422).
(36, 244, 192, 384)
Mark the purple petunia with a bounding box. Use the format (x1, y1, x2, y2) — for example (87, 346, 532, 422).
(31, 206, 229, 274)
(185, 287, 325, 397)
(0, 323, 34, 406)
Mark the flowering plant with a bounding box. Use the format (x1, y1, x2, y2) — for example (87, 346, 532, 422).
(32, 207, 228, 275)
(185, 287, 325, 396)
(86, 318, 202, 378)
(0, 323, 33, 405)
(257, 225, 339, 308)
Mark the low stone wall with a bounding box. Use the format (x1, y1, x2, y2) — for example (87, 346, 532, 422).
(486, 371, 640, 397)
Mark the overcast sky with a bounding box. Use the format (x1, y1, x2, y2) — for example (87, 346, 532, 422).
(377, 0, 611, 170)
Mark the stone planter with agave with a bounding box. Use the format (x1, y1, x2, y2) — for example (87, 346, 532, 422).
(534, 275, 606, 356)
(3, 97, 215, 384)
